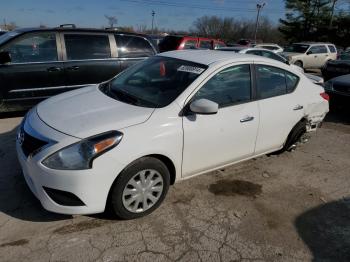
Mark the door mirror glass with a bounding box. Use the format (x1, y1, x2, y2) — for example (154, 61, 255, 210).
(0, 51, 11, 64)
(306, 51, 312, 55)
(190, 99, 218, 115)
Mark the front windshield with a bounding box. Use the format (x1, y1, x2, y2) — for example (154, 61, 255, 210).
(0, 31, 20, 45)
(284, 44, 309, 53)
(101, 56, 208, 108)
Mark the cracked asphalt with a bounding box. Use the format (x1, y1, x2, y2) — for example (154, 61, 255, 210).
(0, 110, 349, 262)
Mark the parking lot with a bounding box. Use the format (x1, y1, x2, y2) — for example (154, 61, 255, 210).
(0, 110, 348, 262)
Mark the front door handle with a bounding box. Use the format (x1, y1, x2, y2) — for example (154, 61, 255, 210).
(47, 67, 62, 72)
(293, 105, 304, 110)
(67, 66, 80, 71)
(240, 116, 254, 123)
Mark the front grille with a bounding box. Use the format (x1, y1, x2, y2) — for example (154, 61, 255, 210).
(20, 128, 48, 157)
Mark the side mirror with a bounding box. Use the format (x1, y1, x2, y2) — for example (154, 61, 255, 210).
(285, 60, 290, 65)
(0, 51, 11, 64)
(190, 99, 218, 115)
(306, 51, 312, 55)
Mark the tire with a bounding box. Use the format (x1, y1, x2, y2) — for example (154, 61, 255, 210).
(294, 61, 303, 68)
(282, 120, 307, 152)
(108, 157, 170, 220)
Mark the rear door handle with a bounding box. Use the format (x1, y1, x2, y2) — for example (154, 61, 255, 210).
(67, 66, 80, 71)
(293, 105, 304, 110)
(47, 67, 62, 72)
(240, 116, 254, 123)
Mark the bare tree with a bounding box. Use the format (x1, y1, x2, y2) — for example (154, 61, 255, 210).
(136, 24, 147, 33)
(191, 15, 284, 44)
(105, 15, 118, 28)
(2, 22, 17, 31)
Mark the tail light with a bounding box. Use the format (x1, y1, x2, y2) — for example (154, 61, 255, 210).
(320, 92, 329, 101)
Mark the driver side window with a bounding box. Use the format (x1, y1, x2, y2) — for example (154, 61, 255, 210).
(3, 33, 58, 63)
(193, 64, 251, 108)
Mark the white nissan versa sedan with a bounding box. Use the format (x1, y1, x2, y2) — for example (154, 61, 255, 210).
(17, 50, 329, 219)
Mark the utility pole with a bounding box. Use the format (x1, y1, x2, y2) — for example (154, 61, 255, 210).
(254, 2, 265, 44)
(329, 0, 337, 27)
(151, 10, 155, 35)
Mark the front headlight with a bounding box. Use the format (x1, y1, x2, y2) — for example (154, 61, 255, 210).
(42, 131, 123, 170)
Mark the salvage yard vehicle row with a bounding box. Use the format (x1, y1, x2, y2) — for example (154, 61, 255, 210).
(0, 26, 157, 112)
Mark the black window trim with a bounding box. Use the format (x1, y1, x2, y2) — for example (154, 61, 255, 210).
(114, 33, 157, 58)
(60, 32, 113, 61)
(327, 44, 336, 53)
(0, 31, 61, 65)
(253, 63, 300, 100)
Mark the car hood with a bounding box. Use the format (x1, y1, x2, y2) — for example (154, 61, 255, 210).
(328, 74, 350, 84)
(37, 85, 155, 138)
(326, 59, 350, 66)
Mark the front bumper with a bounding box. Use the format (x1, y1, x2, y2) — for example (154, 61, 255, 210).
(16, 110, 125, 215)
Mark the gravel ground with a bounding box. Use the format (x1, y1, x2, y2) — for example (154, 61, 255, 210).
(0, 110, 349, 262)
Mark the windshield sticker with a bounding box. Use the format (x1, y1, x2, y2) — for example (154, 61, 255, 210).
(177, 65, 205, 74)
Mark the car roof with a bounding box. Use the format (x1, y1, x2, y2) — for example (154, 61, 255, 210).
(11, 27, 149, 38)
(255, 43, 279, 46)
(217, 47, 276, 53)
(294, 42, 334, 45)
(158, 50, 272, 66)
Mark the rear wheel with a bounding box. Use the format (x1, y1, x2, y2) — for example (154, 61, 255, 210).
(294, 60, 303, 68)
(282, 120, 307, 151)
(108, 157, 170, 220)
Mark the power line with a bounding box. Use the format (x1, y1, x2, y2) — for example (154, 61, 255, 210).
(119, 0, 286, 14)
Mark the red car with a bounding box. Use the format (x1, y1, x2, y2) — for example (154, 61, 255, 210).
(158, 35, 226, 52)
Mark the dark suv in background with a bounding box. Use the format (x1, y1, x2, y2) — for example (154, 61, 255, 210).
(0, 25, 157, 112)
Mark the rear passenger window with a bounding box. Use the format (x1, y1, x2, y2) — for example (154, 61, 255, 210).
(257, 65, 286, 99)
(328, 45, 336, 53)
(193, 64, 251, 107)
(214, 42, 226, 49)
(246, 50, 262, 56)
(199, 41, 212, 49)
(183, 40, 197, 49)
(309, 45, 328, 54)
(115, 35, 155, 58)
(286, 72, 299, 93)
(261, 46, 275, 50)
(261, 51, 286, 63)
(64, 34, 111, 60)
(256, 65, 299, 98)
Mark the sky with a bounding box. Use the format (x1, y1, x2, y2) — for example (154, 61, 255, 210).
(0, 0, 286, 31)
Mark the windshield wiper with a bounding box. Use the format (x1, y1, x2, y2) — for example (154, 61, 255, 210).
(109, 88, 140, 105)
(108, 86, 158, 108)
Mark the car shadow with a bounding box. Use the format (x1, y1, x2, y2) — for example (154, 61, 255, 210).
(0, 125, 71, 222)
(295, 198, 350, 262)
(324, 108, 350, 125)
(0, 110, 27, 119)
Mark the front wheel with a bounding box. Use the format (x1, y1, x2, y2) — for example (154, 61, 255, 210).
(108, 157, 170, 219)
